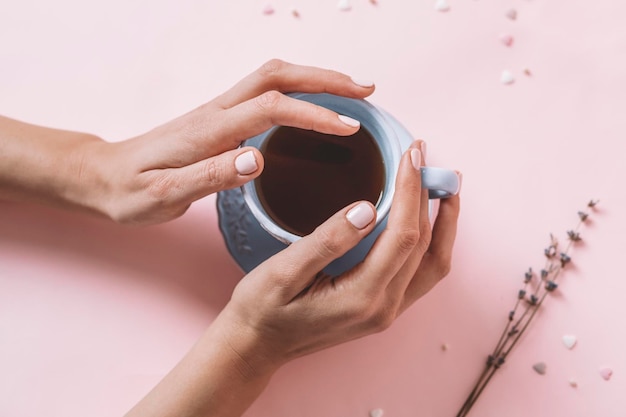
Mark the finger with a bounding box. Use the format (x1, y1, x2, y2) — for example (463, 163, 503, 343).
(384, 141, 432, 297)
(253, 201, 377, 302)
(399, 180, 462, 313)
(151, 92, 363, 167)
(348, 144, 426, 291)
(211, 59, 375, 110)
(140, 147, 265, 206)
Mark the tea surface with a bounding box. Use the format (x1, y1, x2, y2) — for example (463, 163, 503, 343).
(256, 126, 385, 236)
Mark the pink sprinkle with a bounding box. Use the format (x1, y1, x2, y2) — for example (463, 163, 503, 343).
(500, 34, 514, 47)
(262, 4, 275, 15)
(505, 8, 517, 20)
(599, 368, 613, 381)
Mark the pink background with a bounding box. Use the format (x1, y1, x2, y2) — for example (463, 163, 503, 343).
(1, 0, 625, 416)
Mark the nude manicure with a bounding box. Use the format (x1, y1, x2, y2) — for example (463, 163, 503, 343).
(338, 114, 361, 128)
(410, 149, 422, 170)
(235, 150, 258, 175)
(346, 202, 375, 229)
(351, 77, 375, 88)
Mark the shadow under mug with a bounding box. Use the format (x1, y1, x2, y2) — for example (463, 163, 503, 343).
(217, 93, 460, 275)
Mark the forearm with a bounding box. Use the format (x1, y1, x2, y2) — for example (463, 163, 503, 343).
(126, 310, 278, 417)
(0, 115, 108, 216)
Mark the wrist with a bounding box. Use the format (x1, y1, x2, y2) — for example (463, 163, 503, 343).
(57, 135, 113, 218)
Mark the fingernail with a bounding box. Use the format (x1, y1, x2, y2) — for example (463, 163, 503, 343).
(420, 141, 427, 160)
(351, 77, 375, 88)
(346, 202, 375, 229)
(410, 149, 422, 170)
(338, 114, 360, 128)
(235, 150, 258, 175)
(456, 171, 463, 193)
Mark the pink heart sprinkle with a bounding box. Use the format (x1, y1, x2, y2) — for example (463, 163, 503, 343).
(599, 368, 613, 381)
(262, 4, 275, 15)
(500, 34, 514, 47)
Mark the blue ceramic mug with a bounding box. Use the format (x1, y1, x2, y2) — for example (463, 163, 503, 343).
(217, 93, 460, 275)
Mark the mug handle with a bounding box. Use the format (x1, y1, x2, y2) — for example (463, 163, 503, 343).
(421, 167, 460, 199)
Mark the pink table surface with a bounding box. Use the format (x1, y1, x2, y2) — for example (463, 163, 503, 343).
(1, 1, 625, 416)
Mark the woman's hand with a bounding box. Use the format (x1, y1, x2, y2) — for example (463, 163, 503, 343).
(0, 59, 374, 224)
(218, 140, 461, 371)
(127, 140, 461, 417)
(83, 59, 375, 224)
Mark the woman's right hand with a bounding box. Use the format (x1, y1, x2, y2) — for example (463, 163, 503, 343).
(217, 139, 462, 374)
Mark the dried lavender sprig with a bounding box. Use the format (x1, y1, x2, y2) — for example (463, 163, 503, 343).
(455, 201, 596, 417)
(459, 229, 577, 416)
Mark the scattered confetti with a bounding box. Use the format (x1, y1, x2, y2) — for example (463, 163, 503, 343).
(370, 409, 384, 417)
(562, 335, 577, 350)
(290, 7, 300, 18)
(337, 0, 351, 11)
(523, 68, 532, 76)
(262, 4, 275, 15)
(434, 0, 450, 12)
(505, 8, 517, 20)
(441, 343, 449, 351)
(532, 362, 547, 375)
(500, 70, 515, 85)
(568, 378, 578, 388)
(369, 0, 378, 4)
(499, 33, 514, 47)
(599, 367, 613, 381)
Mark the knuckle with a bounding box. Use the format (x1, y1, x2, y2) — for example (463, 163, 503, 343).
(415, 228, 433, 254)
(202, 160, 225, 187)
(147, 173, 176, 201)
(312, 227, 342, 259)
(254, 90, 283, 113)
(368, 306, 396, 333)
(258, 58, 287, 78)
(431, 254, 452, 278)
(395, 228, 421, 254)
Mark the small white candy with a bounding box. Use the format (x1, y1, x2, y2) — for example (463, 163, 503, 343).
(568, 378, 578, 388)
(562, 334, 577, 349)
(337, 0, 351, 11)
(434, 0, 450, 12)
(370, 409, 384, 417)
(500, 70, 515, 85)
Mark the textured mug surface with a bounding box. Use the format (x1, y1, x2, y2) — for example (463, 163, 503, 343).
(217, 93, 459, 275)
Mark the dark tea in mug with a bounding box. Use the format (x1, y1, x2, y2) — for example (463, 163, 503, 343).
(255, 126, 386, 236)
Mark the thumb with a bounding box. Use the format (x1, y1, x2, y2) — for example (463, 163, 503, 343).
(160, 147, 265, 205)
(254, 201, 377, 301)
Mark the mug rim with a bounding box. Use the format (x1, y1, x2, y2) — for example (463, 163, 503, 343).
(241, 92, 402, 244)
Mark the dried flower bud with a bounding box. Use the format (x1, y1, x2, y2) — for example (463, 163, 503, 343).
(529, 294, 539, 305)
(567, 230, 582, 242)
(509, 310, 515, 320)
(518, 290, 526, 300)
(578, 211, 589, 221)
(560, 253, 572, 266)
(588, 199, 599, 208)
(524, 268, 533, 283)
(487, 355, 495, 365)
(550, 233, 559, 246)
(540, 269, 549, 279)
(494, 356, 505, 368)
(545, 281, 558, 292)
(544, 246, 557, 258)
